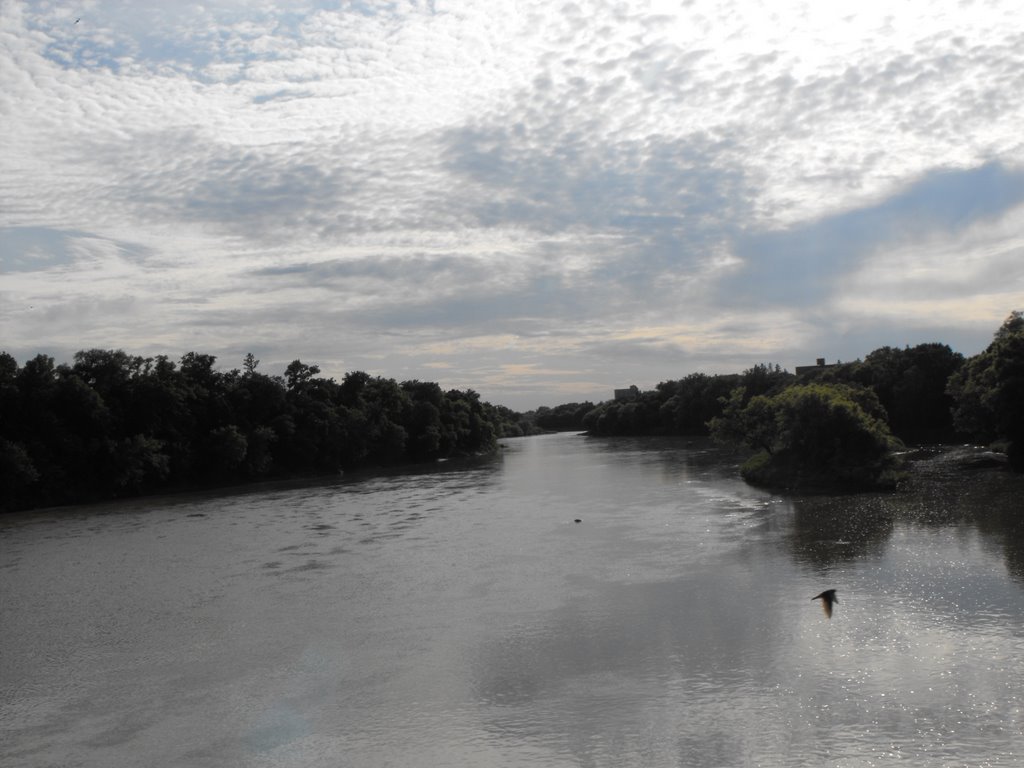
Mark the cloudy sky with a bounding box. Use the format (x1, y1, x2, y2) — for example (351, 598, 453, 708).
(2, 0, 1023, 410)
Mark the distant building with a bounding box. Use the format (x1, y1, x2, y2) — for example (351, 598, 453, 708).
(614, 386, 639, 401)
(795, 357, 839, 376)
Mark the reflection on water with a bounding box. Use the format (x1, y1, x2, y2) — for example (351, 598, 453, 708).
(1, 435, 1022, 767)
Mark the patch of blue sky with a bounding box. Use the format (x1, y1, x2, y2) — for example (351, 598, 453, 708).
(0, 228, 82, 273)
(725, 162, 1024, 307)
(42, 38, 129, 73)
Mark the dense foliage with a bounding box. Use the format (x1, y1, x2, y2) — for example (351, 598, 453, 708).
(708, 382, 905, 490)
(0, 350, 522, 512)
(531, 402, 597, 432)
(796, 343, 964, 442)
(577, 313, 1022, 486)
(581, 344, 969, 443)
(946, 311, 1024, 469)
(582, 364, 793, 437)
(4, 313, 1021, 510)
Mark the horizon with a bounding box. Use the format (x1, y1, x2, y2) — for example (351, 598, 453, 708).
(3, 1, 1023, 413)
(0, 327, 997, 413)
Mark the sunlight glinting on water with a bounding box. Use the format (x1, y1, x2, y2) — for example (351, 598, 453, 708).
(2, 434, 1022, 767)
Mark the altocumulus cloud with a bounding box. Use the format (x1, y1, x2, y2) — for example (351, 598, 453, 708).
(1, 0, 1022, 409)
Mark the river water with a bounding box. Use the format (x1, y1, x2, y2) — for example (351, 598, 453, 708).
(2, 434, 1023, 767)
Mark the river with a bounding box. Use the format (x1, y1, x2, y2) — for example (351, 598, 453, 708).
(2, 433, 1023, 767)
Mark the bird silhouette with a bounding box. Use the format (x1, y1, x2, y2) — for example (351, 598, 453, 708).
(812, 589, 838, 618)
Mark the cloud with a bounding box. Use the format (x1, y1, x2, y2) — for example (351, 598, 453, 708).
(1, 1, 1023, 408)
(723, 161, 1024, 306)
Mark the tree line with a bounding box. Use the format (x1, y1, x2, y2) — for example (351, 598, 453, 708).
(0, 351, 526, 512)
(565, 314, 1018, 443)
(3, 312, 1020, 510)
(574, 312, 1023, 487)
(575, 344, 970, 444)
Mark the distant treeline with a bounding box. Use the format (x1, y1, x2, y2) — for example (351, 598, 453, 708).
(0, 352, 526, 512)
(3, 312, 1020, 511)
(532, 312, 1024, 469)
(574, 349, 960, 442)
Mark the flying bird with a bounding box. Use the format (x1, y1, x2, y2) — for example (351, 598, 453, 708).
(812, 589, 838, 618)
(75, 17, 81, 24)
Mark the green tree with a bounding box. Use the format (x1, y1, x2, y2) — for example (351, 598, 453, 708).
(708, 387, 777, 454)
(180, 352, 220, 389)
(710, 382, 904, 490)
(178, 352, 229, 447)
(284, 359, 321, 391)
(739, 363, 793, 399)
(242, 353, 260, 375)
(442, 388, 495, 453)
(0, 438, 39, 512)
(339, 370, 371, 407)
(948, 311, 1024, 468)
(854, 343, 965, 441)
(71, 349, 145, 400)
(203, 425, 248, 475)
(533, 401, 596, 431)
(654, 373, 743, 435)
(402, 381, 445, 460)
(0, 348, 521, 511)
(110, 434, 171, 491)
(243, 425, 277, 477)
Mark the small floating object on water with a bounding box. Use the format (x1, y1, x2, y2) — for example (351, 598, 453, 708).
(574, 518, 581, 523)
(812, 589, 838, 618)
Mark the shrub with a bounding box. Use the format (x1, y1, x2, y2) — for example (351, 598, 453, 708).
(710, 382, 905, 490)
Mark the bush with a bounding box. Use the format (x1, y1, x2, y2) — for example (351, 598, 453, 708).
(710, 382, 905, 491)
(948, 311, 1024, 469)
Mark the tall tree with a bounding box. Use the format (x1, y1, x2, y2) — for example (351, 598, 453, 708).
(709, 382, 904, 489)
(948, 311, 1024, 468)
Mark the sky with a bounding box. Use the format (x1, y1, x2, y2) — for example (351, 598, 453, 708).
(2, 0, 1023, 411)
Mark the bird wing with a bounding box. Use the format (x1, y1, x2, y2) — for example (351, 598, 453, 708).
(812, 591, 835, 618)
(820, 598, 833, 618)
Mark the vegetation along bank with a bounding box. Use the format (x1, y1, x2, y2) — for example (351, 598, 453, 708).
(2, 312, 1020, 510)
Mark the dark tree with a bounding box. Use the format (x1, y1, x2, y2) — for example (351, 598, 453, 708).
(242, 353, 260, 375)
(710, 382, 904, 490)
(858, 344, 965, 441)
(948, 311, 1024, 468)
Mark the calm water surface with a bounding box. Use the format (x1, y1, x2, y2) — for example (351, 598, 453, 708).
(2, 434, 1023, 767)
